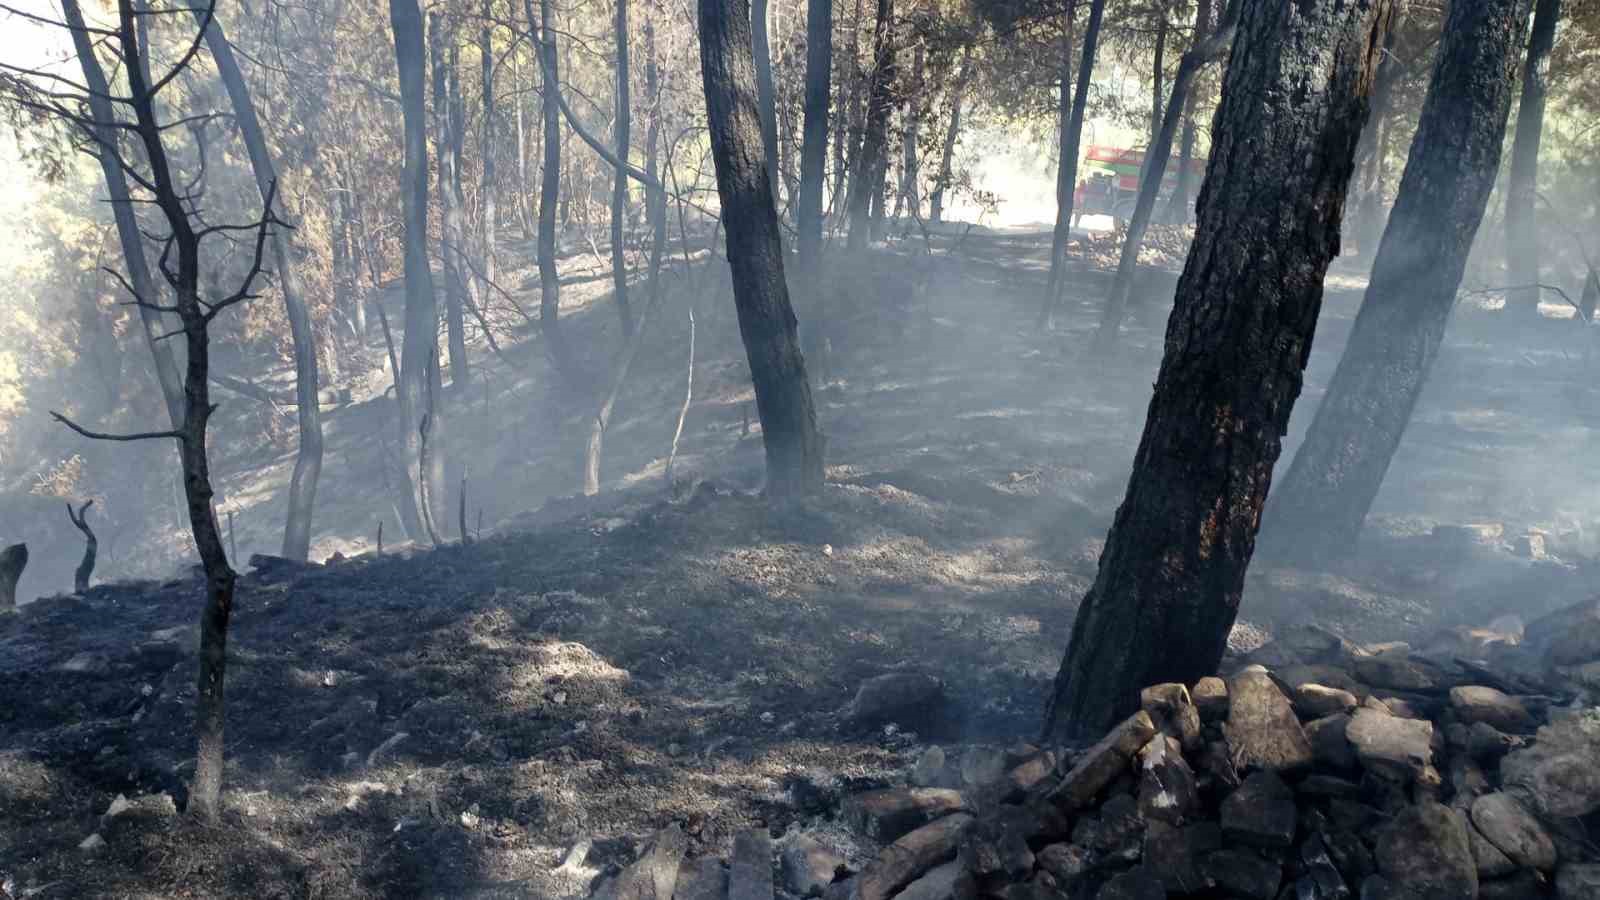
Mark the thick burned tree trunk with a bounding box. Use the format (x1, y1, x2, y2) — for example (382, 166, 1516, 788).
(753, 0, 781, 211)
(390, 0, 437, 539)
(1505, 0, 1560, 321)
(795, 0, 831, 267)
(611, 0, 634, 339)
(846, 0, 895, 250)
(1044, 0, 1393, 741)
(529, 0, 575, 379)
(1041, 0, 1104, 328)
(1093, 4, 1238, 348)
(1263, 0, 1530, 566)
(197, 10, 325, 562)
(64, 6, 184, 431)
(930, 44, 971, 226)
(0, 543, 25, 611)
(699, 0, 826, 498)
(67, 501, 96, 593)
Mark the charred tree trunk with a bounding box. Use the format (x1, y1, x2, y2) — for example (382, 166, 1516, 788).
(481, 0, 498, 308)
(1093, 4, 1239, 348)
(1505, 0, 1560, 321)
(1165, 0, 1210, 223)
(391, 0, 437, 540)
(64, 7, 185, 431)
(795, 0, 831, 268)
(846, 0, 895, 250)
(897, 43, 924, 221)
(67, 501, 97, 593)
(1349, 18, 1398, 262)
(753, 0, 782, 212)
(699, 0, 826, 498)
(611, 0, 634, 339)
(1043, 0, 1103, 329)
(836, 0, 867, 214)
(1150, 9, 1167, 150)
(930, 44, 972, 226)
(197, 9, 325, 562)
(530, 0, 575, 379)
(1263, 0, 1530, 566)
(0, 543, 25, 611)
(1043, 0, 1394, 741)
(432, 18, 472, 390)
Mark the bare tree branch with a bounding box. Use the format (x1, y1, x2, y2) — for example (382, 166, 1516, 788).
(50, 411, 180, 442)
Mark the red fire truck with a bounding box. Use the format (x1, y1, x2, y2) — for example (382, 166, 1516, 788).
(1072, 145, 1206, 227)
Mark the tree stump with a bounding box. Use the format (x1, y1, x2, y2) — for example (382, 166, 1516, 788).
(0, 543, 28, 611)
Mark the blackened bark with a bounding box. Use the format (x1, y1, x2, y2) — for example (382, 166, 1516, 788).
(796, 0, 831, 267)
(1165, 0, 1210, 222)
(699, 0, 826, 498)
(1042, 0, 1104, 328)
(63, 4, 185, 431)
(1093, 4, 1238, 347)
(753, 0, 782, 211)
(390, 0, 436, 540)
(611, 0, 634, 338)
(197, 10, 324, 562)
(0, 543, 25, 611)
(930, 44, 971, 225)
(530, 0, 574, 379)
(846, 0, 895, 250)
(67, 501, 96, 593)
(1150, 10, 1167, 149)
(1044, 0, 1394, 740)
(1505, 0, 1560, 320)
(1263, 0, 1531, 566)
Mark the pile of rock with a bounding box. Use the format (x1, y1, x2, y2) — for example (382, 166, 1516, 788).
(589, 600, 1600, 899)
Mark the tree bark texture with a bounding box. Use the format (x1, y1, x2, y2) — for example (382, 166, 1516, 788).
(432, 17, 473, 390)
(0, 543, 25, 611)
(1349, 16, 1398, 261)
(390, 0, 437, 540)
(699, 0, 826, 498)
(198, 10, 325, 563)
(1505, 0, 1560, 320)
(1151, 10, 1167, 149)
(930, 44, 971, 225)
(795, 0, 832, 267)
(529, 0, 575, 380)
(1042, 0, 1103, 327)
(1044, 0, 1394, 741)
(611, 0, 635, 338)
(1263, 0, 1531, 566)
(67, 501, 97, 593)
(481, 0, 498, 300)
(1166, 0, 1211, 223)
(846, 0, 895, 250)
(753, 0, 782, 212)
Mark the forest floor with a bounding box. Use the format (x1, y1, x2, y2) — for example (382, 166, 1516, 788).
(2, 226, 1598, 898)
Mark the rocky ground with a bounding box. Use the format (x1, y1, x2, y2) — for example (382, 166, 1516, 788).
(3, 234, 1599, 899)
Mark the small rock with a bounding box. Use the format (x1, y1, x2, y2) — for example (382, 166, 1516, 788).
(1298, 833, 1350, 900)
(729, 829, 774, 900)
(103, 793, 132, 820)
(1353, 655, 1445, 694)
(1525, 597, 1600, 667)
(780, 833, 842, 898)
(844, 673, 946, 732)
(1224, 668, 1314, 773)
(1095, 867, 1164, 900)
(58, 652, 110, 675)
(1501, 708, 1600, 818)
(1373, 802, 1476, 900)
(843, 788, 967, 843)
(459, 803, 480, 830)
(959, 804, 1038, 882)
(1557, 864, 1600, 900)
(1449, 686, 1534, 733)
(1036, 843, 1096, 888)
(1048, 711, 1156, 810)
(1246, 624, 1350, 668)
(1346, 707, 1433, 782)
(1142, 821, 1219, 894)
(1467, 820, 1516, 879)
(959, 746, 1008, 789)
(1192, 677, 1229, 721)
(1470, 792, 1556, 872)
(1140, 683, 1201, 750)
(1466, 721, 1523, 761)
(1197, 848, 1281, 900)
(673, 857, 729, 900)
(78, 833, 106, 855)
(1305, 713, 1357, 771)
(1294, 683, 1358, 719)
(892, 860, 960, 900)
(1136, 735, 1197, 825)
(1002, 752, 1056, 801)
(911, 747, 948, 788)
(1220, 770, 1296, 850)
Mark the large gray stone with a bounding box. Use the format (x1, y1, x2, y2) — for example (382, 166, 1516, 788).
(1295, 684, 1359, 720)
(779, 834, 842, 898)
(1048, 711, 1156, 810)
(1346, 708, 1432, 782)
(1197, 848, 1282, 900)
(891, 860, 960, 900)
(1135, 735, 1197, 825)
(1306, 713, 1357, 771)
(1467, 820, 1515, 880)
(1224, 668, 1313, 773)
(672, 857, 728, 900)
(728, 829, 773, 900)
(843, 788, 968, 843)
(1353, 656, 1447, 694)
(1192, 677, 1229, 722)
(1470, 792, 1556, 872)
(1525, 597, 1600, 667)
(1448, 686, 1534, 733)
(853, 813, 972, 900)
(1140, 683, 1201, 750)
(1141, 821, 1220, 895)
(595, 825, 687, 900)
(1501, 708, 1600, 819)
(844, 673, 946, 732)
(1220, 771, 1296, 850)
(1373, 802, 1476, 900)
